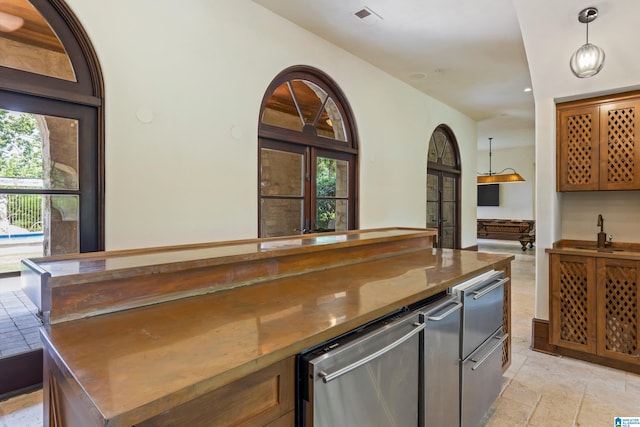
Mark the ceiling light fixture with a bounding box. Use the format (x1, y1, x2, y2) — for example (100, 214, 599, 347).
(477, 137, 525, 184)
(569, 7, 605, 78)
(0, 11, 25, 32)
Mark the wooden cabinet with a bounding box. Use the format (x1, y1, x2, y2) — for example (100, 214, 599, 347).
(596, 257, 640, 364)
(549, 254, 597, 352)
(557, 93, 640, 191)
(137, 358, 295, 427)
(549, 254, 640, 366)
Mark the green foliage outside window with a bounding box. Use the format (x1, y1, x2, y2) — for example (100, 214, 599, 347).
(0, 109, 44, 232)
(316, 158, 336, 229)
(0, 109, 43, 179)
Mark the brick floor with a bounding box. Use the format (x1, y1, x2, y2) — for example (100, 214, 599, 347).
(0, 287, 42, 358)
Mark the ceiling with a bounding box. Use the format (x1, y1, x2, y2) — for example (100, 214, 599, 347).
(3, 0, 637, 152)
(252, 0, 640, 151)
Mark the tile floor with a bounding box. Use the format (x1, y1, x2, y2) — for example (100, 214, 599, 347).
(0, 277, 43, 357)
(0, 240, 638, 426)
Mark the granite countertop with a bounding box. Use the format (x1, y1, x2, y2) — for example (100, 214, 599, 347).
(41, 248, 512, 426)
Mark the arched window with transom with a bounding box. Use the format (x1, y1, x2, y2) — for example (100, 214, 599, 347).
(426, 125, 461, 248)
(258, 66, 358, 237)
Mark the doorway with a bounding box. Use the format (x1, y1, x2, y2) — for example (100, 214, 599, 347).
(426, 125, 461, 249)
(0, 0, 104, 397)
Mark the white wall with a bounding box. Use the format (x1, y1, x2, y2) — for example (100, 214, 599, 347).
(533, 98, 562, 320)
(63, 0, 478, 250)
(561, 192, 640, 242)
(477, 146, 535, 220)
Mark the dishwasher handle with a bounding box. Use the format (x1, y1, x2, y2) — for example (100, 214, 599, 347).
(470, 333, 509, 370)
(427, 301, 462, 321)
(472, 277, 510, 300)
(318, 322, 425, 384)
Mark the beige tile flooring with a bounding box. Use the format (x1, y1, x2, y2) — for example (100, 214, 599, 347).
(479, 240, 640, 427)
(1, 240, 638, 426)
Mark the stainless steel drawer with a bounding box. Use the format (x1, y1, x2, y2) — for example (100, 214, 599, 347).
(456, 272, 508, 357)
(461, 329, 508, 427)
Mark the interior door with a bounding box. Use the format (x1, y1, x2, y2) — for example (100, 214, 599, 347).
(427, 171, 458, 248)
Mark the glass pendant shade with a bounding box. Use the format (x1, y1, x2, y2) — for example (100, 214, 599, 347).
(570, 43, 605, 78)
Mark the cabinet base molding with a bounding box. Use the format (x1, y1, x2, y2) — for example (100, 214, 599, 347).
(530, 318, 558, 355)
(557, 348, 640, 375)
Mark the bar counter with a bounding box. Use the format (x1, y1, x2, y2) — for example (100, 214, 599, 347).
(28, 228, 514, 426)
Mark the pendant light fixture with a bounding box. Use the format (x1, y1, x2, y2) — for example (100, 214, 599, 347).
(477, 138, 525, 184)
(569, 7, 605, 78)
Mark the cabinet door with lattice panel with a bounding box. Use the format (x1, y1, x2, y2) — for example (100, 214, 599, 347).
(596, 258, 640, 363)
(549, 254, 597, 353)
(599, 100, 640, 190)
(557, 105, 600, 191)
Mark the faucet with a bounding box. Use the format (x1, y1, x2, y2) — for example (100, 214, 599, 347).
(597, 214, 607, 248)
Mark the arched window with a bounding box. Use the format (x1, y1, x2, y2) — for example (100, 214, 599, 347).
(0, 0, 104, 260)
(426, 125, 461, 248)
(258, 66, 358, 237)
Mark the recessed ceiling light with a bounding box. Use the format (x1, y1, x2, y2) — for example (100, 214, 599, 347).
(409, 72, 427, 80)
(524, 87, 532, 92)
(353, 7, 383, 25)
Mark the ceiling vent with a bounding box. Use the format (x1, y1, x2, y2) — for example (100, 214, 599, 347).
(353, 7, 382, 25)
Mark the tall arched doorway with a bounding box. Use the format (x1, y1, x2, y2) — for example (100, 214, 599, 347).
(0, 0, 104, 396)
(258, 66, 358, 237)
(426, 125, 461, 248)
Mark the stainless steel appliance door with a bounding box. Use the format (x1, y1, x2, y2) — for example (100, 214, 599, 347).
(459, 273, 508, 357)
(305, 313, 423, 427)
(461, 329, 509, 427)
(419, 296, 461, 427)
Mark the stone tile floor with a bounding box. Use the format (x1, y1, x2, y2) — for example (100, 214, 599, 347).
(0, 240, 639, 426)
(0, 277, 42, 358)
(478, 240, 640, 427)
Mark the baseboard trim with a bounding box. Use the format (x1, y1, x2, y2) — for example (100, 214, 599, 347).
(530, 318, 558, 355)
(463, 244, 479, 251)
(557, 347, 640, 375)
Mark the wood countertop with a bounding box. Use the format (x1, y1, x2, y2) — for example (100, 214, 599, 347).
(41, 247, 512, 426)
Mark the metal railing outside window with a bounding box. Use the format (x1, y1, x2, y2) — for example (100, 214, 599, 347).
(1, 194, 43, 235)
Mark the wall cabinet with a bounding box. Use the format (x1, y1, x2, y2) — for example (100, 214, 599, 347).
(549, 254, 640, 365)
(557, 93, 640, 191)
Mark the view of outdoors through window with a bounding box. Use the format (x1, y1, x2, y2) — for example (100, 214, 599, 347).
(0, 109, 45, 273)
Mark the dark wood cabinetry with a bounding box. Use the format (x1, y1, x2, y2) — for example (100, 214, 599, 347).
(549, 251, 640, 370)
(596, 257, 640, 364)
(549, 254, 597, 353)
(557, 93, 640, 191)
(137, 358, 295, 427)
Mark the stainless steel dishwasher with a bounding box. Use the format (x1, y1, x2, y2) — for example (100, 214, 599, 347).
(415, 294, 462, 427)
(298, 310, 424, 427)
